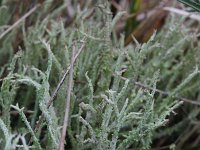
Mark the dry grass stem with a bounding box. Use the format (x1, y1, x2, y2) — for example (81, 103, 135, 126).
(59, 46, 75, 150)
(163, 7, 200, 21)
(0, 4, 39, 40)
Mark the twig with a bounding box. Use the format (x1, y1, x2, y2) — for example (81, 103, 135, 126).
(0, 4, 40, 40)
(47, 42, 85, 109)
(59, 46, 75, 150)
(163, 7, 200, 21)
(134, 81, 200, 106)
(115, 67, 200, 106)
(32, 41, 85, 136)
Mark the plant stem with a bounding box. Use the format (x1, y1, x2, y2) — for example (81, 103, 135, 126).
(59, 46, 75, 150)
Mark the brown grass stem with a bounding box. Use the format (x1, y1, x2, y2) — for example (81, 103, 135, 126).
(59, 46, 75, 150)
(0, 4, 40, 40)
